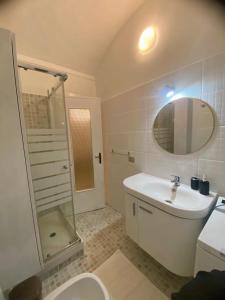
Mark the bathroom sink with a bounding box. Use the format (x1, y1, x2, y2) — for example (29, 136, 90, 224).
(123, 173, 217, 219)
(44, 273, 110, 300)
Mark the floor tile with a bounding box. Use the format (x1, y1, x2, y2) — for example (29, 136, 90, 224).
(42, 206, 189, 298)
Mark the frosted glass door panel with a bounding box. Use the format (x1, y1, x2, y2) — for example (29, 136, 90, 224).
(69, 109, 95, 191)
(67, 97, 105, 214)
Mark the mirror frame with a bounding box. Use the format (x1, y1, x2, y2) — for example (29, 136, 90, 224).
(152, 97, 216, 155)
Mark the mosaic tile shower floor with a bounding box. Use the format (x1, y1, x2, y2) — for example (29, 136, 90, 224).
(42, 206, 189, 298)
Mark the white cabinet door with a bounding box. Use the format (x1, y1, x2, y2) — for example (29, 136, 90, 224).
(125, 194, 138, 243)
(138, 200, 200, 276)
(138, 201, 161, 259)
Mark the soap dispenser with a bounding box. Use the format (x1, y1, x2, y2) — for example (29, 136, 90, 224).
(199, 174, 210, 196)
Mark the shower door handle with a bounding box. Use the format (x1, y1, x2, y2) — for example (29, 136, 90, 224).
(95, 153, 102, 164)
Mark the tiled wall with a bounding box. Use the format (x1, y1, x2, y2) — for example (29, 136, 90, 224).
(22, 93, 50, 129)
(102, 52, 225, 214)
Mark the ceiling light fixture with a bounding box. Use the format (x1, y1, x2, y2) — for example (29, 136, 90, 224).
(138, 26, 157, 54)
(166, 90, 175, 98)
(164, 86, 175, 98)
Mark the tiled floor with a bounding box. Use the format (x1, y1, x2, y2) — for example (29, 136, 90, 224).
(42, 206, 189, 298)
(95, 250, 168, 300)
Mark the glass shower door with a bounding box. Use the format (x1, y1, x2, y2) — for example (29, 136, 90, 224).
(19, 68, 78, 262)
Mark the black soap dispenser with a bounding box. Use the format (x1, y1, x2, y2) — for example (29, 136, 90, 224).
(191, 177, 200, 190)
(199, 174, 210, 196)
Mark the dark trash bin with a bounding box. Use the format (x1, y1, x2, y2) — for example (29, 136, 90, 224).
(171, 270, 225, 300)
(9, 276, 42, 300)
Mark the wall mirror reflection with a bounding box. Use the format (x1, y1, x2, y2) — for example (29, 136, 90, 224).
(153, 98, 215, 155)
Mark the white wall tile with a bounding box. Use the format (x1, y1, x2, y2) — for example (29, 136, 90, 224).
(128, 131, 150, 153)
(198, 159, 225, 194)
(111, 113, 129, 134)
(145, 152, 198, 185)
(201, 126, 225, 161)
(102, 52, 225, 214)
(108, 175, 126, 214)
(127, 109, 148, 132)
(127, 151, 149, 174)
(203, 91, 225, 126)
(110, 133, 129, 152)
(169, 62, 202, 99)
(203, 52, 225, 94)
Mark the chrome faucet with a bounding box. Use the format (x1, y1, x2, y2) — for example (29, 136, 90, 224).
(171, 175, 181, 187)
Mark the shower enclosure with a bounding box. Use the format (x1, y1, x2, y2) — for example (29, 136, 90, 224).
(18, 66, 79, 263)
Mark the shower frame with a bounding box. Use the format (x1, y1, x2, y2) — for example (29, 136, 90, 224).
(17, 62, 82, 269)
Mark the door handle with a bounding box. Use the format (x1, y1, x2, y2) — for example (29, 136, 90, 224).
(95, 152, 102, 164)
(139, 206, 153, 215)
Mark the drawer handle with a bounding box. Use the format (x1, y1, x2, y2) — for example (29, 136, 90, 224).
(139, 206, 153, 215)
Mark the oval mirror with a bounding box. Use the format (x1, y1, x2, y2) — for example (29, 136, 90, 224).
(153, 98, 215, 155)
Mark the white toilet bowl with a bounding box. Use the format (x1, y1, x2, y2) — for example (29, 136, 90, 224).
(44, 273, 110, 300)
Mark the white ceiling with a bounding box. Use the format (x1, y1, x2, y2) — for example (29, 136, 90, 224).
(0, 0, 145, 75)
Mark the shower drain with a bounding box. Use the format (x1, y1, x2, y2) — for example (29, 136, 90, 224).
(49, 232, 56, 238)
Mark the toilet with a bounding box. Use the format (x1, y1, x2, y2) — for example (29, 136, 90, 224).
(44, 273, 110, 300)
(195, 197, 225, 275)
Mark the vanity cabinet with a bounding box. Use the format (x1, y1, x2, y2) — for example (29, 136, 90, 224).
(125, 193, 204, 276)
(125, 194, 138, 244)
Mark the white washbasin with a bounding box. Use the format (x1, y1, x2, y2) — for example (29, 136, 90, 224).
(44, 273, 110, 300)
(123, 173, 217, 219)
